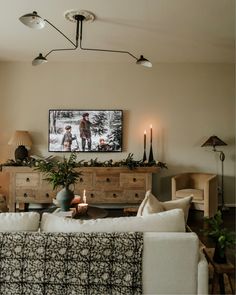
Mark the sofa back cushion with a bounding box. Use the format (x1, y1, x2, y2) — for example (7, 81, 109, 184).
(137, 190, 192, 222)
(0, 212, 40, 232)
(41, 208, 185, 233)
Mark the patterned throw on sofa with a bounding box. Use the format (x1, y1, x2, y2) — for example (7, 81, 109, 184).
(0, 232, 143, 295)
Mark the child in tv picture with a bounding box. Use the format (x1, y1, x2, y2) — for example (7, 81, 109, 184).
(61, 125, 77, 151)
(97, 138, 112, 151)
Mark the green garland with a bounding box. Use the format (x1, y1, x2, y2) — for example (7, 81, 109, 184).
(0, 153, 167, 171)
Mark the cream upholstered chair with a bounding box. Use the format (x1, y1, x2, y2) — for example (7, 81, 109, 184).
(171, 173, 218, 217)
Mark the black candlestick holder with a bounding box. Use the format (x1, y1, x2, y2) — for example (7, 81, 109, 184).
(143, 149, 147, 162)
(148, 144, 154, 163)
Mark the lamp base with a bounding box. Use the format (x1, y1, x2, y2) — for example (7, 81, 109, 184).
(15, 145, 28, 161)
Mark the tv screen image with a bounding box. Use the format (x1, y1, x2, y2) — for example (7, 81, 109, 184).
(49, 110, 123, 152)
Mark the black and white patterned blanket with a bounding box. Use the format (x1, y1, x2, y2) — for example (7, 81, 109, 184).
(0, 232, 143, 295)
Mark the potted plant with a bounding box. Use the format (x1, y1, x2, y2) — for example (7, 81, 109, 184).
(203, 210, 235, 263)
(35, 153, 81, 211)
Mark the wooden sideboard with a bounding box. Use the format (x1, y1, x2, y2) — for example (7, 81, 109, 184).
(2, 166, 159, 212)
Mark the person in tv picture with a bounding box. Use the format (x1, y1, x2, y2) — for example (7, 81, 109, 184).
(79, 113, 93, 151)
(61, 125, 75, 151)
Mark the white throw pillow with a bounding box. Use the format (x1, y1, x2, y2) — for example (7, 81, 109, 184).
(40, 208, 185, 233)
(137, 190, 193, 222)
(137, 190, 164, 216)
(162, 196, 193, 222)
(0, 212, 40, 232)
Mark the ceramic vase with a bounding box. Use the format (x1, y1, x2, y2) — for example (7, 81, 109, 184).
(56, 187, 74, 211)
(213, 242, 227, 264)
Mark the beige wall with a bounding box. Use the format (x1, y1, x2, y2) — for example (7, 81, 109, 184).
(0, 62, 235, 204)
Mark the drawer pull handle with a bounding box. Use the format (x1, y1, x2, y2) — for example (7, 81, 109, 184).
(80, 178, 83, 182)
(46, 193, 49, 198)
(106, 178, 110, 182)
(135, 193, 139, 198)
(24, 193, 27, 198)
(113, 193, 117, 198)
(90, 193, 94, 198)
(26, 178, 30, 182)
(133, 178, 137, 182)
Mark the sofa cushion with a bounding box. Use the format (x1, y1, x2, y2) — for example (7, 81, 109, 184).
(40, 208, 185, 233)
(137, 191, 193, 222)
(162, 196, 193, 222)
(0, 212, 40, 232)
(137, 190, 164, 216)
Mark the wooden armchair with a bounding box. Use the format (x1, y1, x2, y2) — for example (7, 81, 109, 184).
(172, 172, 218, 217)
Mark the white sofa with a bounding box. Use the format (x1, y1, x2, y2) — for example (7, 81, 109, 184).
(0, 210, 208, 295)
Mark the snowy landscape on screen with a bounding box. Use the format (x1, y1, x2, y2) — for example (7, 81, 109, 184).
(49, 110, 122, 152)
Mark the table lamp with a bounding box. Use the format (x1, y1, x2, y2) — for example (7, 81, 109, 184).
(8, 130, 32, 161)
(201, 135, 228, 211)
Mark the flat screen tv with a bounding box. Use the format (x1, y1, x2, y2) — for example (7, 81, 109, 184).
(49, 109, 123, 152)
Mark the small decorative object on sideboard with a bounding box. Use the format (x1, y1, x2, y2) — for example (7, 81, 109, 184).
(203, 211, 235, 263)
(35, 153, 82, 211)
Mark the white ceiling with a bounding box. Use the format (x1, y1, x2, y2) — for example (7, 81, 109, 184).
(0, 0, 234, 64)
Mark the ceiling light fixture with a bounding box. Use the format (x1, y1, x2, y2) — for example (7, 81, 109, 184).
(19, 10, 152, 68)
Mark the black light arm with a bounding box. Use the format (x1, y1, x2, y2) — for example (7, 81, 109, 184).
(45, 19, 76, 47)
(44, 19, 78, 59)
(76, 15, 138, 61)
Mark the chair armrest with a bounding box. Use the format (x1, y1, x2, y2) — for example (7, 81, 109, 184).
(204, 175, 218, 217)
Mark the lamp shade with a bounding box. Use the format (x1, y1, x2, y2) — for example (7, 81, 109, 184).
(19, 11, 45, 29)
(32, 53, 48, 66)
(8, 131, 32, 149)
(201, 135, 227, 150)
(136, 55, 152, 68)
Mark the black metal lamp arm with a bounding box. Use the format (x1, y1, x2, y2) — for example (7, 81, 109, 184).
(77, 17, 138, 61)
(43, 19, 77, 59)
(45, 19, 76, 47)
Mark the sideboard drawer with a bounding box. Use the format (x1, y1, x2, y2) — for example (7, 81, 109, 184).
(15, 173, 40, 187)
(39, 190, 55, 202)
(15, 189, 37, 202)
(94, 173, 120, 189)
(124, 190, 145, 203)
(120, 173, 146, 189)
(105, 191, 123, 202)
(75, 172, 93, 189)
(84, 190, 104, 202)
